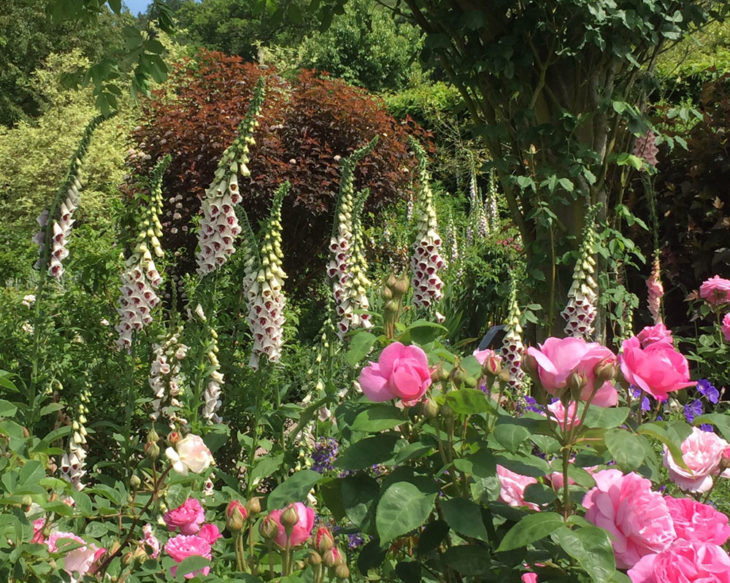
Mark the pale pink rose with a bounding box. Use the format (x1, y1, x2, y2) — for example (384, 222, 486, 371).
(31, 517, 46, 543)
(627, 539, 730, 583)
(165, 434, 213, 475)
(663, 427, 729, 493)
(359, 342, 432, 405)
(46, 532, 102, 582)
(521, 574, 538, 583)
(583, 469, 675, 569)
(141, 523, 160, 558)
(700, 275, 730, 306)
(164, 498, 205, 535)
(546, 400, 580, 431)
(665, 496, 730, 545)
(164, 534, 212, 579)
(473, 348, 502, 374)
(198, 523, 222, 545)
(619, 336, 694, 400)
(526, 337, 618, 406)
(268, 502, 316, 547)
(636, 323, 673, 348)
(496, 465, 539, 511)
(723, 313, 730, 342)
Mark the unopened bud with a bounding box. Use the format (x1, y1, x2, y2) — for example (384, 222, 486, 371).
(323, 547, 345, 567)
(167, 431, 181, 445)
(482, 353, 503, 376)
(314, 526, 334, 553)
(226, 500, 247, 531)
(309, 550, 323, 566)
(594, 358, 617, 384)
(281, 504, 299, 532)
(386, 273, 398, 290)
(393, 275, 410, 296)
(521, 352, 538, 376)
(130, 474, 141, 489)
(335, 564, 350, 579)
(259, 515, 279, 540)
(381, 286, 393, 301)
(246, 496, 262, 516)
(567, 372, 587, 400)
(385, 299, 400, 314)
(145, 441, 160, 460)
(423, 398, 439, 418)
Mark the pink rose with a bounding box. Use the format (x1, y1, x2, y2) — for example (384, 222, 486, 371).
(619, 336, 694, 400)
(165, 434, 213, 475)
(665, 497, 730, 545)
(164, 498, 205, 535)
(359, 342, 432, 405)
(700, 275, 730, 306)
(636, 323, 673, 348)
(164, 534, 212, 579)
(627, 539, 730, 583)
(268, 502, 315, 547)
(526, 337, 618, 406)
(723, 313, 730, 342)
(546, 400, 580, 431)
(663, 427, 729, 493)
(496, 465, 539, 511)
(141, 524, 160, 558)
(473, 348, 502, 374)
(47, 532, 103, 582)
(199, 523, 222, 545)
(583, 469, 675, 569)
(521, 574, 538, 583)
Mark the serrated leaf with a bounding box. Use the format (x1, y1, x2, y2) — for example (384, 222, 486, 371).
(445, 389, 494, 415)
(604, 429, 646, 470)
(336, 433, 400, 470)
(552, 526, 617, 582)
(583, 406, 629, 429)
(341, 475, 378, 531)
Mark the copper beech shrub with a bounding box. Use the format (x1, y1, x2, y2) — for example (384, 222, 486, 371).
(127, 49, 428, 285)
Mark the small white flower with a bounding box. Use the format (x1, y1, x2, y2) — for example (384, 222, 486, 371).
(22, 294, 36, 308)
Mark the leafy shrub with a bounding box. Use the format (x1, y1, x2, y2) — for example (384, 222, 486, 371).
(131, 49, 426, 285)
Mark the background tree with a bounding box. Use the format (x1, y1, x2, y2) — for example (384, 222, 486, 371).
(294, 0, 729, 338)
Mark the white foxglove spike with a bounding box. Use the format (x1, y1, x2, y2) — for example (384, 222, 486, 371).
(409, 138, 445, 311)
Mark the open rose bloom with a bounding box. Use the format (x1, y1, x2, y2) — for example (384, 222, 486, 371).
(619, 335, 694, 400)
(663, 427, 729, 493)
(165, 434, 213, 475)
(164, 498, 205, 535)
(526, 337, 618, 406)
(165, 534, 212, 579)
(583, 470, 675, 569)
(46, 532, 104, 583)
(628, 539, 730, 583)
(358, 342, 432, 406)
(700, 275, 730, 306)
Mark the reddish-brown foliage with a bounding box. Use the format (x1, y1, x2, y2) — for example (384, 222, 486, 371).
(129, 49, 427, 286)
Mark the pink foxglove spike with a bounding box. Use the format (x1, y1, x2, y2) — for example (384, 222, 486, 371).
(633, 130, 659, 169)
(647, 254, 664, 324)
(562, 209, 599, 340)
(501, 285, 525, 391)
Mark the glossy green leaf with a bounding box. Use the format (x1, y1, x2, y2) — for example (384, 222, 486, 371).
(604, 429, 646, 470)
(345, 331, 377, 366)
(440, 498, 489, 541)
(336, 433, 400, 470)
(267, 470, 321, 510)
(351, 405, 405, 433)
(376, 481, 436, 542)
(496, 512, 564, 551)
(552, 525, 617, 582)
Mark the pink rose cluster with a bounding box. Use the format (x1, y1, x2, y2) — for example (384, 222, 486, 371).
(163, 498, 222, 579)
(619, 325, 694, 400)
(526, 337, 618, 407)
(359, 342, 432, 406)
(581, 469, 730, 581)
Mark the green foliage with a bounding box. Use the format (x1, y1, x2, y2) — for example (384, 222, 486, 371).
(0, 50, 131, 283)
(297, 0, 423, 93)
